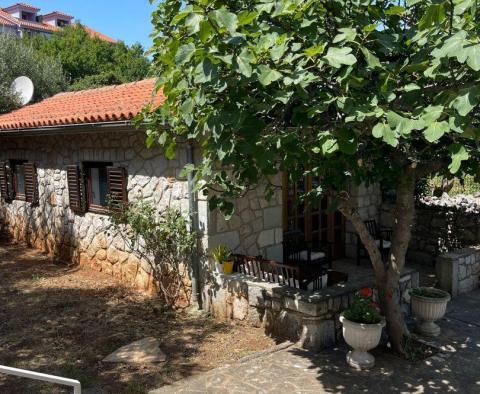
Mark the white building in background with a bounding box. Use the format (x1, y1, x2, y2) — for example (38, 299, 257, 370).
(0, 2, 116, 42)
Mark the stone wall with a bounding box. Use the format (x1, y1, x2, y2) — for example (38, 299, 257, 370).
(381, 202, 480, 266)
(436, 247, 480, 297)
(0, 130, 191, 293)
(203, 268, 418, 351)
(206, 174, 284, 262)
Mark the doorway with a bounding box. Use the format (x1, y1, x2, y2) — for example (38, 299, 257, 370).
(283, 173, 345, 259)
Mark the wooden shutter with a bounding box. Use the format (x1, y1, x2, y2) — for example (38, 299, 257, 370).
(67, 165, 85, 213)
(0, 161, 10, 201)
(24, 163, 39, 205)
(107, 167, 128, 210)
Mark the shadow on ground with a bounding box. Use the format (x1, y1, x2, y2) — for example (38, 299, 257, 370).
(0, 242, 274, 394)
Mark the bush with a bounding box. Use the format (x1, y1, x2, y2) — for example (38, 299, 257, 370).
(0, 33, 67, 113)
(109, 201, 197, 308)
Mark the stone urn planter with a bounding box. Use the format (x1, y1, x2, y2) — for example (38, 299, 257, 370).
(340, 314, 385, 369)
(410, 287, 451, 337)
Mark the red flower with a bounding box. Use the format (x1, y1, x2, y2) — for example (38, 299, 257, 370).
(359, 287, 373, 297)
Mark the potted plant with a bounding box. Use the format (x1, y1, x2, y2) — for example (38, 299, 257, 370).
(211, 245, 234, 274)
(410, 287, 451, 337)
(340, 287, 385, 369)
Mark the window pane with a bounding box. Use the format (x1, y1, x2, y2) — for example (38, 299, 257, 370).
(16, 165, 25, 195)
(90, 167, 108, 206)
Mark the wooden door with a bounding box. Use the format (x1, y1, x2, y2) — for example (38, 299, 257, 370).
(283, 174, 345, 259)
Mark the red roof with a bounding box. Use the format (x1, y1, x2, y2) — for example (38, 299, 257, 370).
(82, 25, 117, 43)
(0, 7, 58, 32)
(0, 79, 164, 131)
(0, 9, 17, 26)
(42, 11, 74, 20)
(3, 3, 40, 12)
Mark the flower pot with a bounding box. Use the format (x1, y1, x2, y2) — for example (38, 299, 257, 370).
(223, 260, 234, 274)
(340, 314, 385, 369)
(215, 262, 224, 274)
(410, 287, 451, 337)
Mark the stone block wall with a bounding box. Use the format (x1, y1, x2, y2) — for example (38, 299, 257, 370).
(381, 203, 480, 266)
(203, 268, 418, 351)
(207, 174, 284, 262)
(436, 247, 480, 297)
(0, 130, 191, 293)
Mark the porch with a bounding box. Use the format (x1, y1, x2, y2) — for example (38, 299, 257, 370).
(202, 257, 419, 352)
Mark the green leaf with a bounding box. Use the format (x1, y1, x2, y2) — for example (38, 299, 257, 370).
(360, 46, 382, 69)
(199, 20, 213, 43)
(333, 28, 357, 43)
(304, 43, 326, 57)
(464, 44, 480, 71)
(385, 6, 406, 15)
(372, 123, 385, 138)
(238, 11, 258, 26)
(448, 143, 469, 174)
(234, 48, 255, 77)
(210, 9, 238, 34)
(257, 65, 282, 86)
(451, 87, 480, 116)
(372, 123, 398, 146)
(185, 13, 203, 35)
(337, 128, 358, 154)
(323, 47, 357, 68)
(386, 112, 415, 135)
(454, 0, 475, 15)
(432, 31, 467, 59)
(421, 105, 444, 123)
(194, 58, 217, 83)
(424, 121, 450, 142)
(175, 43, 196, 65)
(419, 3, 446, 30)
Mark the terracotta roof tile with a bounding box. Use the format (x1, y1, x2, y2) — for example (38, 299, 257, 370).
(82, 25, 117, 43)
(0, 9, 17, 26)
(0, 79, 164, 131)
(4, 3, 40, 12)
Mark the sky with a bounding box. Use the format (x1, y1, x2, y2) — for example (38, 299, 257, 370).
(1, 1, 156, 49)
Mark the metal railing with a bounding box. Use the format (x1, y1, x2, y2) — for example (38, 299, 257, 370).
(0, 365, 81, 393)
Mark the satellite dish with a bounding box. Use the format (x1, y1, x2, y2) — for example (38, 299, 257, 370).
(11, 76, 34, 106)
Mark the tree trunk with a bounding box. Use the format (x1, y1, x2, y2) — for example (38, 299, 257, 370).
(338, 173, 417, 354)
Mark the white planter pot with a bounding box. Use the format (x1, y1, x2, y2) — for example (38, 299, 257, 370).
(340, 314, 385, 369)
(215, 262, 224, 274)
(411, 287, 451, 337)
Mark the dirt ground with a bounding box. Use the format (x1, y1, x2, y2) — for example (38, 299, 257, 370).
(0, 241, 277, 394)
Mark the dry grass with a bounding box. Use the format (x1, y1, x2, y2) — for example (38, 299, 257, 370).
(0, 241, 276, 394)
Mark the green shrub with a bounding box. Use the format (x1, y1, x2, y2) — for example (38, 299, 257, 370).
(109, 201, 197, 308)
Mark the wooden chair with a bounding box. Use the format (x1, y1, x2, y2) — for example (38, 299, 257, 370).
(283, 230, 332, 268)
(356, 219, 392, 265)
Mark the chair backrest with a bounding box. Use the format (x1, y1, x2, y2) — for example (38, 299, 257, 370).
(364, 219, 379, 238)
(283, 230, 306, 262)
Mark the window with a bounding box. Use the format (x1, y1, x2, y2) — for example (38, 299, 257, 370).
(85, 162, 112, 212)
(56, 19, 69, 27)
(0, 160, 38, 204)
(66, 163, 128, 214)
(11, 160, 27, 200)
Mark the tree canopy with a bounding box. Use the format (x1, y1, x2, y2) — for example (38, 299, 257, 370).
(28, 25, 151, 91)
(0, 33, 67, 113)
(145, 0, 480, 352)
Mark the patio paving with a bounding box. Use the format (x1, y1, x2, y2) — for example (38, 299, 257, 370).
(150, 290, 480, 393)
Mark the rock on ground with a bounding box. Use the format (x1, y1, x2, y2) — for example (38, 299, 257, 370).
(103, 337, 167, 364)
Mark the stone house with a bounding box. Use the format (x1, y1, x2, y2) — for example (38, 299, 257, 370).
(0, 78, 412, 350)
